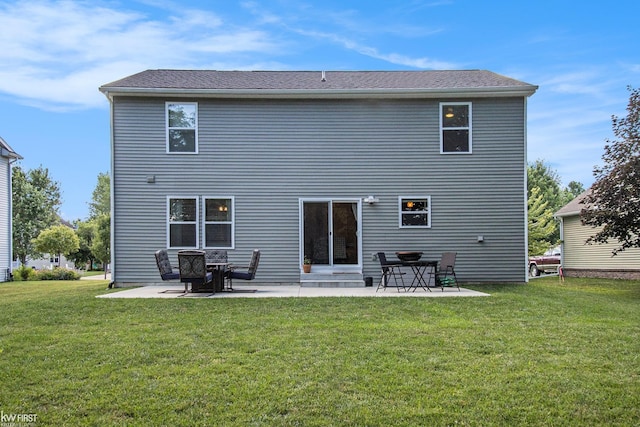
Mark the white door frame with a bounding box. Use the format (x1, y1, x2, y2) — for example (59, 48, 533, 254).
(299, 198, 362, 273)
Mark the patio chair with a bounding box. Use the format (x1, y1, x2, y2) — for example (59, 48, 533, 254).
(431, 252, 460, 291)
(376, 252, 406, 292)
(177, 250, 214, 293)
(205, 249, 228, 264)
(226, 249, 260, 290)
(155, 249, 180, 281)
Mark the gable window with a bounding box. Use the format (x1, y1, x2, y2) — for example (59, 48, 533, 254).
(204, 197, 234, 249)
(167, 102, 197, 153)
(440, 102, 471, 153)
(168, 197, 198, 248)
(399, 196, 431, 228)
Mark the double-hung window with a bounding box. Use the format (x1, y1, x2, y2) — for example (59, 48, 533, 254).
(399, 196, 431, 228)
(167, 197, 199, 248)
(167, 102, 197, 153)
(440, 102, 471, 153)
(204, 197, 234, 249)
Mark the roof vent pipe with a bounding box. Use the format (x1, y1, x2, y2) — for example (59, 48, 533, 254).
(321, 71, 326, 82)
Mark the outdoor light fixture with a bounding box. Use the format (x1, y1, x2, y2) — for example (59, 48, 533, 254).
(363, 195, 379, 204)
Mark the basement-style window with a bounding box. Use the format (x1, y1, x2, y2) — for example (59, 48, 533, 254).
(399, 196, 431, 228)
(167, 197, 198, 248)
(204, 197, 234, 249)
(440, 102, 471, 153)
(167, 102, 198, 153)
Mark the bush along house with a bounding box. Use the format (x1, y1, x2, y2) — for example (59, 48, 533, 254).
(99, 70, 537, 287)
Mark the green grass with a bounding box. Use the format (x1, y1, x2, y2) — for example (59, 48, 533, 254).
(0, 278, 638, 426)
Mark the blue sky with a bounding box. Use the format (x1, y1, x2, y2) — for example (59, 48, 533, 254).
(1, 0, 638, 220)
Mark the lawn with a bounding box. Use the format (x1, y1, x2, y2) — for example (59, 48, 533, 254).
(0, 277, 638, 426)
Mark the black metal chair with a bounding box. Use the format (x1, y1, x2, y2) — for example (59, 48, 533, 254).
(376, 252, 406, 292)
(431, 252, 460, 291)
(155, 249, 180, 281)
(177, 250, 214, 293)
(226, 249, 260, 290)
(205, 249, 228, 264)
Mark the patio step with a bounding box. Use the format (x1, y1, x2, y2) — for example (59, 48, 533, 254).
(300, 273, 365, 287)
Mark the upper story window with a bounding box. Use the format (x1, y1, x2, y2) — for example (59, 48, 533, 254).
(204, 197, 234, 249)
(399, 196, 431, 228)
(440, 102, 471, 154)
(168, 197, 199, 248)
(167, 102, 197, 153)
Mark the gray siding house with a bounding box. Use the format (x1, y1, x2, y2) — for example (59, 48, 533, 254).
(99, 70, 537, 287)
(1, 137, 22, 282)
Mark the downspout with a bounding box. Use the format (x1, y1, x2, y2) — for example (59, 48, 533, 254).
(7, 156, 20, 281)
(523, 96, 529, 284)
(101, 90, 116, 288)
(556, 214, 564, 272)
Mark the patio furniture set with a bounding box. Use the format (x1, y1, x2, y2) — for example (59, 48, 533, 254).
(155, 249, 260, 294)
(377, 251, 460, 292)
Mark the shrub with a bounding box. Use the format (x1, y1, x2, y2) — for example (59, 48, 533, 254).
(12, 265, 36, 281)
(35, 268, 81, 281)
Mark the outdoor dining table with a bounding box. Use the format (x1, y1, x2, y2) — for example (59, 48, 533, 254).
(399, 260, 438, 291)
(395, 252, 438, 292)
(206, 262, 230, 292)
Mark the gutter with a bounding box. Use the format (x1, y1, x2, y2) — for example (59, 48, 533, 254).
(99, 86, 538, 100)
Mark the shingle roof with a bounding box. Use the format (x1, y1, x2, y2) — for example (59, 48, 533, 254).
(0, 136, 22, 160)
(100, 69, 537, 97)
(555, 189, 592, 218)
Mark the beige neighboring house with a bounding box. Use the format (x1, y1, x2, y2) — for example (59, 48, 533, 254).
(555, 190, 640, 279)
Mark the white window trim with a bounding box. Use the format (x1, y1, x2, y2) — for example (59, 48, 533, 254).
(166, 102, 198, 154)
(167, 196, 199, 249)
(203, 196, 235, 249)
(440, 101, 472, 154)
(398, 196, 432, 229)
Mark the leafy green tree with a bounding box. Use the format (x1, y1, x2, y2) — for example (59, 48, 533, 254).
(12, 166, 61, 264)
(88, 172, 110, 219)
(528, 159, 564, 211)
(562, 181, 585, 205)
(527, 160, 584, 250)
(91, 214, 111, 279)
(582, 86, 640, 255)
(67, 220, 97, 270)
(33, 225, 80, 267)
(528, 186, 558, 255)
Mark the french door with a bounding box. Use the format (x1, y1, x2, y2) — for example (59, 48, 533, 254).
(301, 200, 361, 272)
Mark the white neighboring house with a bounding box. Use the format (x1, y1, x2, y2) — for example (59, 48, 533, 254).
(0, 136, 22, 282)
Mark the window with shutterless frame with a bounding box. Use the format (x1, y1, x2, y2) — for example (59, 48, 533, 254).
(440, 102, 472, 154)
(399, 196, 431, 228)
(167, 197, 199, 248)
(166, 102, 198, 153)
(203, 197, 235, 249)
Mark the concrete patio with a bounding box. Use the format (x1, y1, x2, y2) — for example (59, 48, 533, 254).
(97, 284, 490, 299)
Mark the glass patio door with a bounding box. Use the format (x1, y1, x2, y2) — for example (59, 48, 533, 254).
(302, 200, 360, 270)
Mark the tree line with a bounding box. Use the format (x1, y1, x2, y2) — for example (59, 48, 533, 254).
(12, 169, 110, 273)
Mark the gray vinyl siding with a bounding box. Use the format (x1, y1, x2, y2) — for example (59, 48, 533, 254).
(562, 215, 640, 269)
(0, 158, 10, 281)
(112, 96, 527, 285)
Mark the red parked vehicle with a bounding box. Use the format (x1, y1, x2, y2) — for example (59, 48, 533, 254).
(528, 246, 561, 277)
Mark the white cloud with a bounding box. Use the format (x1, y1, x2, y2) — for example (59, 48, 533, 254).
(0, 0, 280, 110)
